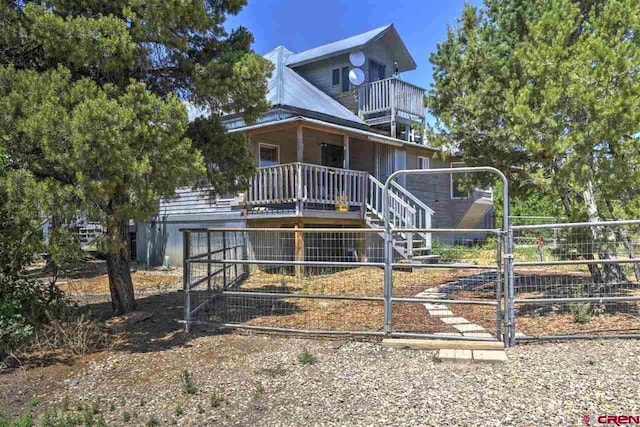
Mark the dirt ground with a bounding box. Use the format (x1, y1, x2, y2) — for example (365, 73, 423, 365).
(3, 261, 640, 425)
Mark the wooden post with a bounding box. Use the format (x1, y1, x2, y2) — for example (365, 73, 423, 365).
(296, 126, 304, 216)
(296, 125, 304, 162)
(343, 135, 350, 169)
(390, 79, 397, 138)
(294, 221, 304, 279)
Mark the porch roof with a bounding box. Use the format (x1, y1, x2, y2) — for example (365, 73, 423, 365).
(227, 115, 438, 152)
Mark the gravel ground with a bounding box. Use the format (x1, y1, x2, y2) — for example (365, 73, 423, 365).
(3, 334, 639, 426)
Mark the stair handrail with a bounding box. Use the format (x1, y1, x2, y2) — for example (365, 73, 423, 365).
(389, 180, 433, 251)
(367, 175, 415, 229)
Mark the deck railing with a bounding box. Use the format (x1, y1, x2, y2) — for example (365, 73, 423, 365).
(246, 162, 368, 208)
(357, 77, 425, 120)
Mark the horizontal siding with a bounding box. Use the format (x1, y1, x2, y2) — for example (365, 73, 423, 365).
(159, 187, 242, 217)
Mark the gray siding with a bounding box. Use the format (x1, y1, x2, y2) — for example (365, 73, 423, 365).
(292, 39, 396, 114)
(404, 149, 494, 230)
(159, 187, 241, 217)
(136, 216, 246, 267)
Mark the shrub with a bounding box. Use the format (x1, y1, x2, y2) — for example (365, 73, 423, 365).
(30, 316, 110, 357)
(0, 412, 33, 427)
(570, 302, 592, 323)
(0, 274, 70, 362)
(210, 392, 224, 408)
(298, 348, 316, 365)
(182, 370, 198, 394)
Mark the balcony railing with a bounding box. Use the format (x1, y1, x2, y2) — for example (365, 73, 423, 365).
(246, 162, 368, 209)
(357, 77, 425, 121)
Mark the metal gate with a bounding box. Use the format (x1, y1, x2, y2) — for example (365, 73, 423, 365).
(181, 167, 512, 344)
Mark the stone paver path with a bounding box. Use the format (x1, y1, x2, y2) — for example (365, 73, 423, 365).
(415, 285, 498, 341)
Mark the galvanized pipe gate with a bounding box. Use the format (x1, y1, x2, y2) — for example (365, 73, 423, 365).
(383, 167, 513, 346)
(182, 167, 640, 345)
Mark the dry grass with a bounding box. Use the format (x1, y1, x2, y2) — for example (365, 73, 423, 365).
(30, 315, 112, 357)
(218, 267, 484, 334)
(55, 262, 640, 339)
(59, 269, 181, 295)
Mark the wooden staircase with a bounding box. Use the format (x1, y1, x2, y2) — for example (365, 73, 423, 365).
(365, 175, 438, 263)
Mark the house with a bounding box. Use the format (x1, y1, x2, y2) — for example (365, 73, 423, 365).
(135, 24, 494, 267)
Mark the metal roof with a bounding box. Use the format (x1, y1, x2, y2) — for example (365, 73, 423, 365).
(284, 24, 416, 71)
(263, 46, 367, 126)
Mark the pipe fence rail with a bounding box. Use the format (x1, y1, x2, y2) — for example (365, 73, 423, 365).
(181, 227, 506, 342)
(181, 167, 640, 346)
(511, 220, 640, 342)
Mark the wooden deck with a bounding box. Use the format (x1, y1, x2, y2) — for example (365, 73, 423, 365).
(246, 162, 368, 219)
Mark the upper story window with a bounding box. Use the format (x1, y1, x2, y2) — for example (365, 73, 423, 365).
(369, 59, 386, 82)
(418, 156, 430, 169)
(341, 67, 350, 92)
(332, 68, 340, 86)
(450, 162, 467, 199)
(259, 143, 279, 168)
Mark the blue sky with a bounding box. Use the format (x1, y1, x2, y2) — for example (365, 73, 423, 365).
(225, 0, 481, 92)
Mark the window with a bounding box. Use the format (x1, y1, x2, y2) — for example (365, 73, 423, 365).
(341, 67, 350, 92)
(450, 162, 467, 199)
(332, 68, 340, 86)
(369, 59, 386, 82)
(321, 143, 344, 168)
(259, 143, 279, 167)
(418, 156, 430, 170)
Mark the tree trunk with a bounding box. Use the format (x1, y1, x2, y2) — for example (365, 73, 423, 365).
(605, 199, 640, 281)
(106, 218, 136, 314)
(582, 180, 627, 287)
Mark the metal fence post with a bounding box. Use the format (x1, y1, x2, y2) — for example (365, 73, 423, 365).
(496, 232, 503, 341)
(505, 228, 516, 347)
(222, 231, 227, 289)
(382, 187, 392, 335)
(207, 230, 212, 292)
(183, 231, 191, 333)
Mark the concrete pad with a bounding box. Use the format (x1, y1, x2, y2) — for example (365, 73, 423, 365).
(440, 316, 470, 325)
(425, 294, 447, 299)
(453, 323, 486, 332)
(416, 289, 438, 296)
(381, 338, 504, 351)
(473, 350, 507, 363)
(428, 309, 454, 318)
(424, 303, 448, 310)
(438, 349, 473, 362)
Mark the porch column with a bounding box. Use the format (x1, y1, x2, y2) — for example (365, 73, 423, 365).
(296, 125, 304, 162)
(296, 125, 304, 215)
(343, 135, 350, 169)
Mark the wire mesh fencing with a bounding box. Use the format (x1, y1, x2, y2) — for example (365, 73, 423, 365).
(181, 227, 506, 342)
(388, 229, 504, 342)
(183, 228, 387, 335)
(511, 220, 640, 340)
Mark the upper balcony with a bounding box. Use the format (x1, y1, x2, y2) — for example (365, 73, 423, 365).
(356, 77, 426, 127)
